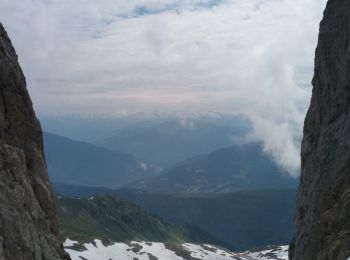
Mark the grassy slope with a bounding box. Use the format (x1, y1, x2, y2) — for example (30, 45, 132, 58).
(115, 188, 297, 250)
(54, 184, 296, 250)
(56, 195, 223, 246)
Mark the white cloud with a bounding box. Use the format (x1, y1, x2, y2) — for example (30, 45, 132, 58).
(0, 0, 327, 175)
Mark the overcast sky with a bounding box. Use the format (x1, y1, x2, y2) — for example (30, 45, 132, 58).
(0, 0, 327, 175)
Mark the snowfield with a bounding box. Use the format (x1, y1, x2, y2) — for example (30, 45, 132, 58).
(64, 239, 288, 260)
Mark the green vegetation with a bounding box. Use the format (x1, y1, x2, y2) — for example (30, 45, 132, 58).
(127, 143, 297, 193)
(56, 195, 222, 245)
(116, 188, 297, 250)
(54, 185, 296, 250)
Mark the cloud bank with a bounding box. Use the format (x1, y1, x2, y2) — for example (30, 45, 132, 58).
(0, 0, 327, 175)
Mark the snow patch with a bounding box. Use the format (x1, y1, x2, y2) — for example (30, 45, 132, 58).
(65, 239, 182, 260)
(63, 239, 79, 248)
(64, 239, 289, 260)
(183, 243, 237, 259)
(242, 245, 289, 260)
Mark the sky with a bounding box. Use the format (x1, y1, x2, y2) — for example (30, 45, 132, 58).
(0, 0, 328, 175)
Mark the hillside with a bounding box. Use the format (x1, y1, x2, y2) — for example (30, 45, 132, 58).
(44, 132, 161, 188)
(53, 184, 296, 251)
(128, 143, 297, 193)
(57, 195, 223, 246)
(116, 189, 296, 251)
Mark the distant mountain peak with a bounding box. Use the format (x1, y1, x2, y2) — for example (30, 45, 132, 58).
(44, 132, 161, 188)
(127, 142, 297, 194)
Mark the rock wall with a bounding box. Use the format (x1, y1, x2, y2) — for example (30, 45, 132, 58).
(290, 1, 350, 259)
(0, 24, 69, 259)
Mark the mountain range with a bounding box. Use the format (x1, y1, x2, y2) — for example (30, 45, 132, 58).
(45, 131, 297, 193)
(2, 1, 349, 259)
(44, 122, 299, 252)
(53, 184, 296, 251)
(44, 132, 161, 188)
(127, 143, 298, 193)
(96, 117, 250, 167)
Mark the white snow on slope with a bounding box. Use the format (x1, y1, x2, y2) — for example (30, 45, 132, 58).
(64, 239, 288, 260)
(243, 246, 289, 260)
(63, 239, 78, 248)
(65, 240, 183, 260)
(183, 243, 240, 259)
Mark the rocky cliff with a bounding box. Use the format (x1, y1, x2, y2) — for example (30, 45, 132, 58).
(0, 24, 69, 259)
(290, 1, 350, 259)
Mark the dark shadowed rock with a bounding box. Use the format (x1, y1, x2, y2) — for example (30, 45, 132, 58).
(290, 1, 350, 259)
(0, 24, 70, 259)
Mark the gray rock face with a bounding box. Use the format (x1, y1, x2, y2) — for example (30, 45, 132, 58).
(290, 1, 350, 259)
(0, 24, 70, 259)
